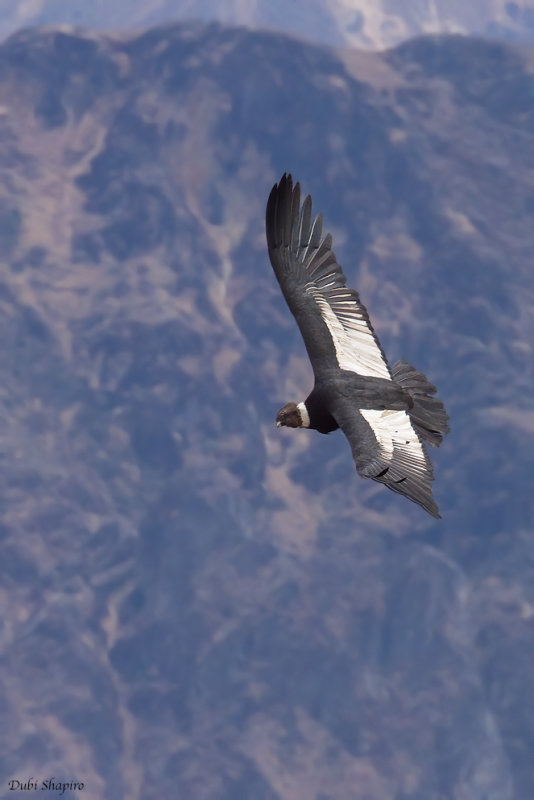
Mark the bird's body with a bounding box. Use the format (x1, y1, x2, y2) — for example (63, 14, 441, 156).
(266, 174, 449, 518)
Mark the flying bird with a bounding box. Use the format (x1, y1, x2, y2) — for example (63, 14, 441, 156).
(266, 174, 449, 518)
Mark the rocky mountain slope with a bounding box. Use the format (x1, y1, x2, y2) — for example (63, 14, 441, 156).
(2, 0, 534, 49)
(0, 22, 533, 799)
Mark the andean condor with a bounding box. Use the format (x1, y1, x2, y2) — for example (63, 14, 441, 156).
(266, 174, 449, 518)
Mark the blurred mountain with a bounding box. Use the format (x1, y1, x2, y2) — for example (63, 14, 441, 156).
(2, 0, 534, 49)
(0, 21, 533, 800)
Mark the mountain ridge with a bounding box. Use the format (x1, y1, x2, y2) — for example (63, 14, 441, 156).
(2, 0, 534, 50)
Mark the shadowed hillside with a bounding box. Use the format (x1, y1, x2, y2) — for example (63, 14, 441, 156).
(0, 23, 533, 799)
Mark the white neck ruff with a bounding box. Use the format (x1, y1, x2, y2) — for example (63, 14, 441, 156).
(297, 401, 310, 428)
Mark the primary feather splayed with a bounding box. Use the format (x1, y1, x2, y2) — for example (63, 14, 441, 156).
(266, 174, 449, 518)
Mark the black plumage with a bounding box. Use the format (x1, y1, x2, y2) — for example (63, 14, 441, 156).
(266, 174, 449, 518)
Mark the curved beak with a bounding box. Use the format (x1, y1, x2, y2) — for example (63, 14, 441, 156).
(276, 420, 282, 428)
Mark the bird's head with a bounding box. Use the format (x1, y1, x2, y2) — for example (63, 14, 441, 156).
(276, 402, 304, 429)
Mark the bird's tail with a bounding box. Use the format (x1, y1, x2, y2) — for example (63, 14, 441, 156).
(392, 360, 449, 447)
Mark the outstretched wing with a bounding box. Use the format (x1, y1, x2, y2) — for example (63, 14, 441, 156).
(329, 393, 440, 518)
(266, 173, 391, 381)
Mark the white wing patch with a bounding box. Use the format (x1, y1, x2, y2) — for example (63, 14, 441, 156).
(360, 409, 427, 471)
(310, 288, 391, 380)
